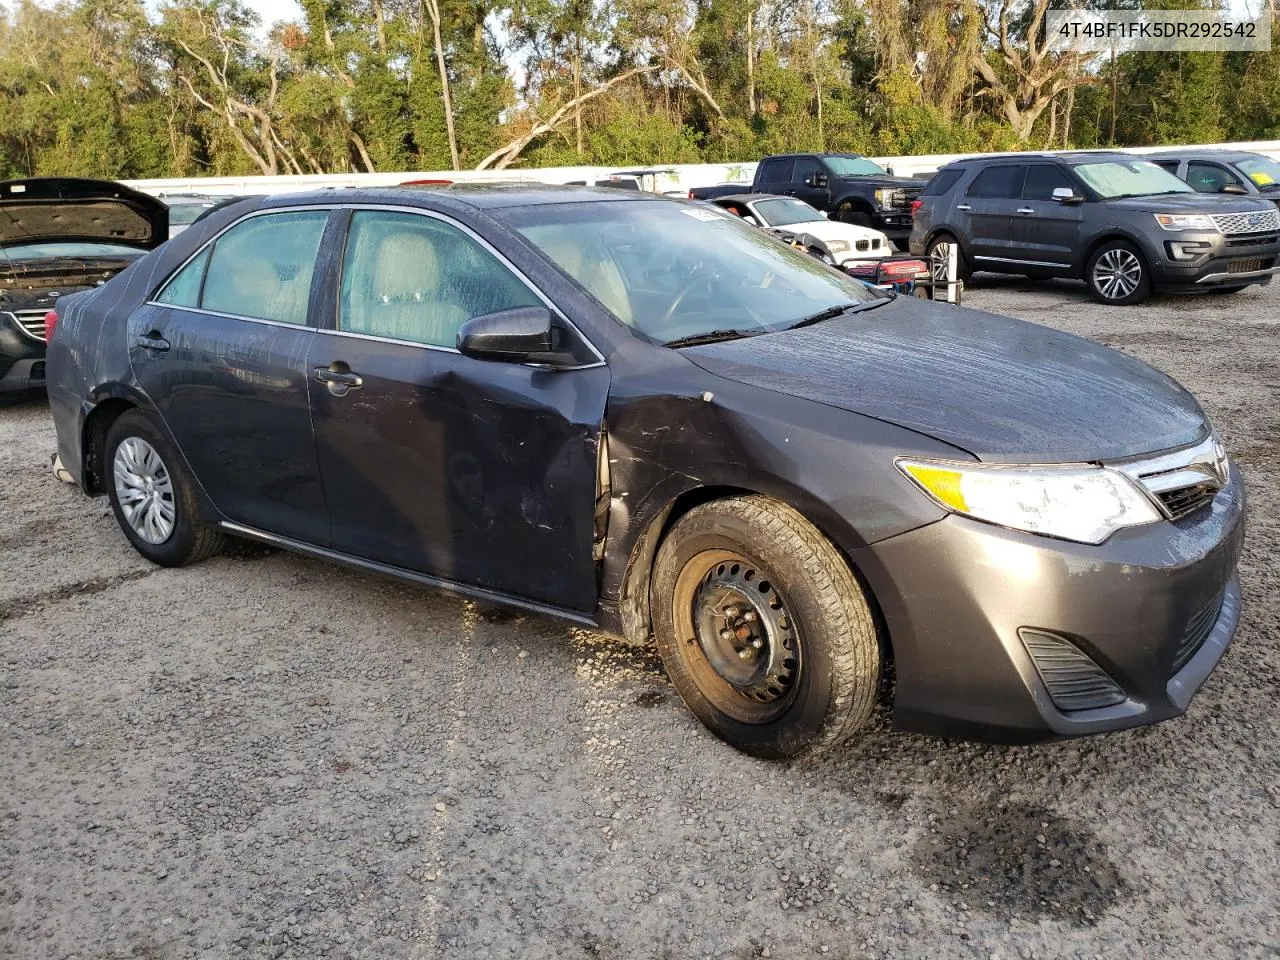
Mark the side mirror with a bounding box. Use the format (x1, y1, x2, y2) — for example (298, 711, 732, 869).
(805, 173, 829, 189)
(457, 306, 566, 364)
(1051, 186, 1084, 204)
(1220, 183, 1248, 195)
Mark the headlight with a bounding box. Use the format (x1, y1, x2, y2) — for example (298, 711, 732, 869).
(825, 240, 850, 253)
(897, 459, 1162, 544)
(874, 188, 901, 209)
(1153, 213, 1217, 231)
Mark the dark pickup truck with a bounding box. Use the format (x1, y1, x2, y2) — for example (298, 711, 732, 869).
(689, 153, 928, 247)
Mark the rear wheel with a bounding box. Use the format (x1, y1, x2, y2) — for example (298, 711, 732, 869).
(1086, 240, 1151, 305)
(106, 409, 224, 566)
(651, 496, 880, 759)
(926, 233, 972, 283)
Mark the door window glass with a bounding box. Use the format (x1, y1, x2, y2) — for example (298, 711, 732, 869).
(155, 247, 211, 307)
(1022, 165, 1076, 201)
(201, 211, 328, 324)
(966, 165, 1027, 198)
(757, 158, 795, 183)
(792, 158, 823, 185)
(339, 211, 541, 348)
(1186, 162, 1240, 193)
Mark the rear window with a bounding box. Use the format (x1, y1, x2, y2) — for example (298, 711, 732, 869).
(921, 169, 963, 196)
(967, 165, 1027, 199)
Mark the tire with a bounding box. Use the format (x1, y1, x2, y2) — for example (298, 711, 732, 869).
(105, 409, 224, 566)
(1085, 240, 1151, 305)
(833, 203, 874, 229)
(651, 496, 881, 760)
(926, 233, 972, 283)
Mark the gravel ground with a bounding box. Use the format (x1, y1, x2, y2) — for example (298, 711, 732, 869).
(2, 276, 1278, 960)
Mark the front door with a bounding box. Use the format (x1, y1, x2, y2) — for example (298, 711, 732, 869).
(129, 208, 333, 544)
(961, 163, 1026, 266)
(791, 157, 831, 209)
(307, 208, 609, 613)
(1010, 164, 1084, 273)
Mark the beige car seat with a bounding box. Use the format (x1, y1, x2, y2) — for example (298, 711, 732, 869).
(347, 227, 469, 346)
(536, 232, 634, 326)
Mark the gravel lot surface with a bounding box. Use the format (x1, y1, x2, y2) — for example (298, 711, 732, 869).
(2, 276, 1278, 960)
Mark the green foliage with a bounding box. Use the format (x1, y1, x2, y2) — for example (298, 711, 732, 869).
(0, 0, 1276, 178)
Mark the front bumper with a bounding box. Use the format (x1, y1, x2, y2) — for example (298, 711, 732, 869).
(853, 462, 1246, 743)
(1146, 229, 1280, 287)
(0, 314, 46, 392)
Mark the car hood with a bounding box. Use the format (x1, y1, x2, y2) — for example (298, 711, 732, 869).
(837, 175, 926, 189)
(682, 299, 1206, 464)
(774, 219, 886, 244)
(1103, 193, 1275, 215)
(0, 177, 168, 250)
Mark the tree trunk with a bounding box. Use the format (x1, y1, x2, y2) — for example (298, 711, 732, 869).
(425, 0, 460, 170)
(1063, 83, 1074, 148)
(746, 11, 756, 115)
(573, 44, 582, 156)
(1109, 49, 1118, 144)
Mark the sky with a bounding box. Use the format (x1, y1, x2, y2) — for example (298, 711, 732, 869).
(242, 0, 302, 28)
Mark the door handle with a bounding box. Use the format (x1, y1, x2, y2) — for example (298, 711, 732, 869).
(1017, 207, 1035, 214)
(135, 333, 170, 352)
(956, 204, 971, 211)
(313, 363, 364, 397)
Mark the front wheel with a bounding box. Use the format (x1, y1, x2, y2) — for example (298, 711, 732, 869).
(105, 409, 224, 566)
(651, 496, 881, 760)
(833, 203, 874, 229)
(1086, 241, 1151, 305)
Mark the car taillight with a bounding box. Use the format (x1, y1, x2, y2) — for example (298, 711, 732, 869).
(44, 310, 58, 340)
(910, 199, 923, 217)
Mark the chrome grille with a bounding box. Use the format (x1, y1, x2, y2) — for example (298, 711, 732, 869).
(1210, 208, 1280, 235)
(1020, 629, 1127, 712)
(1172, 590, 1224, 674)
(1114, 435, 1229, 521)
(4, 309, 48, 342)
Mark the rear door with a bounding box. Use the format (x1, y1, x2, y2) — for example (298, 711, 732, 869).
(306, 207, 609, 613)
(961, 164, 1027, 266)
(130, 208, 333, 544)
(1010, 163, 1084, 273)
(754, 157, 795, 195)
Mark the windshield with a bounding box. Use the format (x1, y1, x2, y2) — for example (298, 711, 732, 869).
(0, 241, 143, 261)
(166, 202, 215, 225)
(1073, 159, 1195, 199)
(825, 156, 888, 177)
(1237, 155, 1280, 190)
(504, 200, 878, 345)
(752, 197, 823, 227)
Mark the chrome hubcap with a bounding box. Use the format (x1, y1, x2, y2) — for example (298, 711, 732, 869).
(692, 561, 798, 703)
(1093, 249, 1142, 300)
(113, 437, 176, 544)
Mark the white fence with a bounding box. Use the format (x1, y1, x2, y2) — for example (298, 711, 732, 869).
(122, 140, 1280, 198)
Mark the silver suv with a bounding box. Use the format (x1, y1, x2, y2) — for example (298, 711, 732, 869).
(910, 151, 1280, 304)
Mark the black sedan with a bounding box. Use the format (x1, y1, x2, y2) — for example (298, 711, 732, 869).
(45, 185, 1245, 758)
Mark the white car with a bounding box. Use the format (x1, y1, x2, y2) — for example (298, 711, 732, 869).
(711, 194, 894, 266)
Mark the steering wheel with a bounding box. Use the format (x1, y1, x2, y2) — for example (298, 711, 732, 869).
(660, 263, 717, 328)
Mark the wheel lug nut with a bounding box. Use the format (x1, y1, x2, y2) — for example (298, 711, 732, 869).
(751, 638, 764, 649)
(720, 629, 735, 641)
(724, 606, 740, 618)
(742, 611, 758, 622)
(738, 648, 753, 660)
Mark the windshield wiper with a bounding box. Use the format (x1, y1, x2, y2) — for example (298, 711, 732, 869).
(663, 328, 766, 348)
(786, 297, 891, 331)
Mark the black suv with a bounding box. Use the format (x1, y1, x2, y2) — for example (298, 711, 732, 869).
(910, 151, 1280, 304)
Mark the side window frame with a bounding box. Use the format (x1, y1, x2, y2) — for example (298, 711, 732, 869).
(1185, 160, 1244, 193)
(323, 204, 604, 368)
(148, 206, 336, 329)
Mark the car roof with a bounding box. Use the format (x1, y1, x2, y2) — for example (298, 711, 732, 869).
(940, 150, 1146, 171)
(713, 193, 789, 204)
(1143, 149, 1267, 163)
(259, 182, 658, 212)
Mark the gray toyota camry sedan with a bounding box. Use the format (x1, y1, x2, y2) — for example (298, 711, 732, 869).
(44, 185, 1244, 759)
